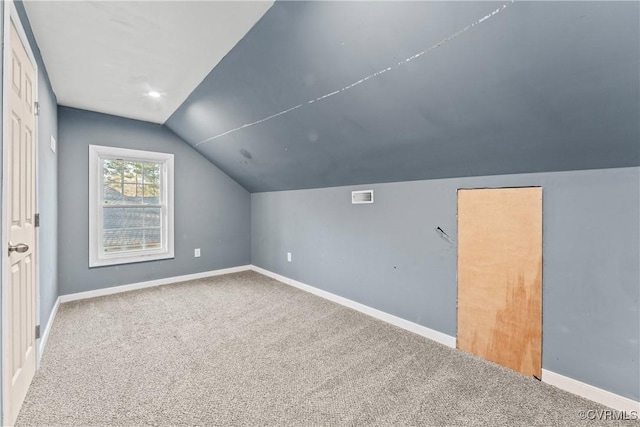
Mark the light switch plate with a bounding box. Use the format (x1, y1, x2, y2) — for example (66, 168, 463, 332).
(50, 135, 56, 153)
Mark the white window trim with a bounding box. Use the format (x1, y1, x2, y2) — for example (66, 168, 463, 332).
(89, 144, 174, 267)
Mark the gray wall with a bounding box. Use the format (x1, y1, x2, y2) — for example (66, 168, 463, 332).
(252, 167, 640, 401)
(58, 107, 251, 295)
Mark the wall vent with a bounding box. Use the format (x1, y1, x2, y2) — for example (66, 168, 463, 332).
(352, 190, 374, 204)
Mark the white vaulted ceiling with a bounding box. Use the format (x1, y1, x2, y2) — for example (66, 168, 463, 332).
(24, 1, 273, 124)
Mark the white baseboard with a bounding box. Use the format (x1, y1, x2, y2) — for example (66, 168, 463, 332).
(59, 265, 252, 303)
(251, 265, 291, 288)
(51, 263, 640, 413)
(37, 296, 61, 366)
(542, 369, 640, 413)
(250, 265, 457, 348)
(250, 265, 640, 413)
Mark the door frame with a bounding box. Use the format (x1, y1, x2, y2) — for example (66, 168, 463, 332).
(455, 186, 544, 374)
(1, 1, 40, 424)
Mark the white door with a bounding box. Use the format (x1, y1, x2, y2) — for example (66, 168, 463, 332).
(4, 19, 37, 426)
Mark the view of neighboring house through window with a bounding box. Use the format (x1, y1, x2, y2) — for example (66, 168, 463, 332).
(89, 145, 174, 267)
(103, 159, 161, 252)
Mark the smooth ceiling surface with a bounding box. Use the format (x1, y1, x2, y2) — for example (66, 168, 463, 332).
(24, 1, 273, 124)
(167, 1, 640, 193)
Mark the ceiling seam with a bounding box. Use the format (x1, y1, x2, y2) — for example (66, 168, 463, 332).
(194, 2, 512, 148)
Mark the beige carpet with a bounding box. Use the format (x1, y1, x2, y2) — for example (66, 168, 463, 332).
(16, 271, 638, 426)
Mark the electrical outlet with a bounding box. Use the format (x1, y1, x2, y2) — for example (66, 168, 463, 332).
(50, 135, 56, 153)
(287, 252, 292, 262)
(194, 248, 201, 258)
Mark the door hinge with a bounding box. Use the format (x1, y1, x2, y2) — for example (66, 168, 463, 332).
(35, 213, 40, 227)
(35, 325, 41, 339)
(34, 101, 40, 116)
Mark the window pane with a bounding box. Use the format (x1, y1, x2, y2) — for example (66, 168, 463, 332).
(103, 229, 123, 253)
(103, 207, 123, 230)
(102, 206, 163, 253)
(121, 228, 145, 250)
(103, 159, 161, 206)
(143, 184, 160, 204)
(142, 163, 160, 186)
(103, 160, 123, 183)
(123, 207, 145, 228)
(103, 183, 123, 205)
(144, 228, 161, 248)
(121, 183, 143, 204)
(144, 207, 161, 227)
(123, 162, 140, 183)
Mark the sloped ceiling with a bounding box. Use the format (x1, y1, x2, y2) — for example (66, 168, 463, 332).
(166, 1, 639, 193)
(24, 1, 273, 124)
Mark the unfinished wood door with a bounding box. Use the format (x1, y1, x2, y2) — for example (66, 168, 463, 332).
(4, 19, 37, 426)
(457, 187, 542, 378)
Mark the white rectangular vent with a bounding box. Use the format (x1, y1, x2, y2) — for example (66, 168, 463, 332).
(352, 190, 374, 204)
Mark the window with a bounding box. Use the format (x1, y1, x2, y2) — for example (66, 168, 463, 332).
(89, 145, 174, 267)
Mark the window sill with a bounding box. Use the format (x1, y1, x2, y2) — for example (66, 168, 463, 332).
(89, 251, 174, 268)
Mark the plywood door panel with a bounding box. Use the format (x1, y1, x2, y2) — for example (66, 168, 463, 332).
(5, 20, 37, 426)
(457, 187, 542, 378)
